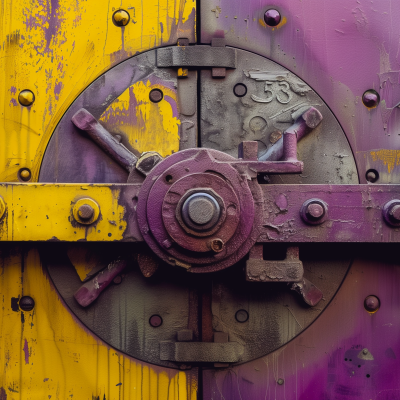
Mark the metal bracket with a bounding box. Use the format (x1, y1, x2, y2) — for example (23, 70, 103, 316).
(156, 45, 237, 69)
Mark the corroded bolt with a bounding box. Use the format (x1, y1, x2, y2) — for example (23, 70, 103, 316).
(264, 9, 281, 26)
(149, 315, 163, 327)
(277, 378, 284, 385)
(18, 90, 35, 107)
(362, 348, 369, 355)
(149, 89, 163, 103)
(364, 295, 380, 313)
(210, 238, 224, 253)
(78, 204, 95, 221)
(19, 168, 31, 181)
(112, 9, 130, 26)
(19, 296, 35, 311)
(306, 203, 325, 220)
(362, 90, 380, 109)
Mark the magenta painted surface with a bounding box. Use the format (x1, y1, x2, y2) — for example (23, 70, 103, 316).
(203, 259, 400, 399)
(23, 338, 29, 364)
(201, 0, 400, 184)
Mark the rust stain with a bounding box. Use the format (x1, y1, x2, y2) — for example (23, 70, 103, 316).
(370, 149, 400, 173)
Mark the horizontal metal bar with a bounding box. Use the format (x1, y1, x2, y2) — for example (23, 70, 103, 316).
(260, 184, 400, 243)
(156, 46, 237, 68)
(0, 183, 142, 242)
(159, 341, 244, 362)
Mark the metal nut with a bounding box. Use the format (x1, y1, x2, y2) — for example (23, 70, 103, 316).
(301, 199, 328, 225)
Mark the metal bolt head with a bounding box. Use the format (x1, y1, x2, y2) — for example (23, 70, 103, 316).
(362, 348, 369, 355)
(366, 169, 379, 183)
(112, 10, 130, 26)
(235, 309, 249, 323)
(210, 238, 224, 253)
(362, 90, 380, 109)
(19, 168, 31, 182)
(19, 296, 35, 311)
(18, 90, 35, 107)
(264, 9, 281, 27)
(181, 192, 221, 231)
(149, 314, 163, 327)
(149, 89, 163, 103)
(389, 205, 400, 222)
(277, 378, 284, 385)
(306, 203, 325, 219)
(364, 295, 380, 313)
(78, 204, 95, 220)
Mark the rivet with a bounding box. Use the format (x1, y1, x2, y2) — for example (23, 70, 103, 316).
(113, 275, 123, 285)
(235, 309, 249, 323)
(149, 314, 163, 327)
(149, 89, 163, 103)
(78, 204, 95, 221)
(18, 168, 31, 182)
(362, 90, 380, 109)
(364, 295, 380, 313)
(72, 198, 100, 225)
(210, 238, 224, 253)
(112, 9, 130, 27)
(18, 90, 35, 107)
(233, 83, 247, 97)
(264, 9, 281, 27)
(365, 169, 379, 183)
(277, 378, 284, 385)
(19, 296, 35, 311)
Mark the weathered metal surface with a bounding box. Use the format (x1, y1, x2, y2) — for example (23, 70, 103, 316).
(0, 246, 198, 399)
(200, 0, 400, 185)
(203, 255, 400, 400)
(0, 0, 195, 183)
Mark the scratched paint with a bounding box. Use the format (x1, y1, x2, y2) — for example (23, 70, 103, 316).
(100, 80, 181, 157)
(370, 149, 400, 173)
(0, 0, 195, 182)
(0, 247, 198, 399)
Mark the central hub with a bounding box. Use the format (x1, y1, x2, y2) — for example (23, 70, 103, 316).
(182, 193, 221, 230)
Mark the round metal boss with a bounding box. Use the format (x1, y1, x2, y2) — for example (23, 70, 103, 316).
(18, 90, 35, 107)
(112, 9, 130, 26)
(19, 296, 35, 311)
(72, 198, 100, 225)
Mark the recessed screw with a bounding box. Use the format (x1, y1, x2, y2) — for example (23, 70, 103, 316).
(18, 90, 35, 107)
(364, 295, 380, 313)
(210, 238, 224, 253)
(149, 314, 163, 327)
(366, 169, 379, 183)
(277, 378, 284, 385)
(19, 296, 35, 311)
(264, 9, 281, 27)
(362, 90, 380, 108)
(149, 89, 163, 103)
(19, 168, 31, 182)
(78, 204, 95, 221)
(112, 10, 130, 26)
(233, 83, 247, 97)
(235, 309, 249, 323)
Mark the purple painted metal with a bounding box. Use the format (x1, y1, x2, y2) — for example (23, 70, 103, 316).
(203, 259, 400, 399)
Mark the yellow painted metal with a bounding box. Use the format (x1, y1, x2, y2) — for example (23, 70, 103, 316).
(0, 0, 196, 183)
(0, 246, 198, 399)
(0, 183, 127, 241)
(100, 81, 181, 157)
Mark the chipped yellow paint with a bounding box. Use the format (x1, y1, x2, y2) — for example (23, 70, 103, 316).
(0, 183, 127, 241)
(100, 81, 181, 157)
(370, 149, 400, 173)
(0, 0, 195, 183)
(0, 247, 198, 399)
(258, 15, 287, 29)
